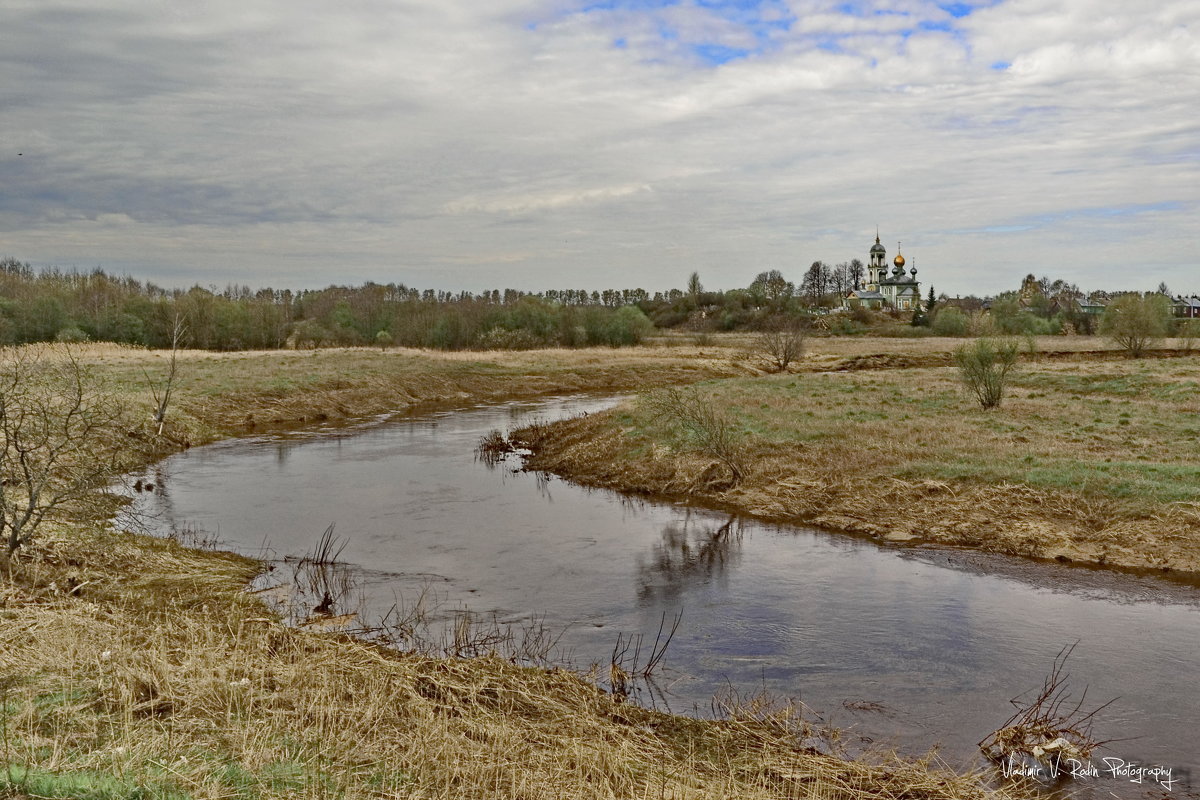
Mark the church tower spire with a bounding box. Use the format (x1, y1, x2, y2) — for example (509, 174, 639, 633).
(868, 229, 887, 286)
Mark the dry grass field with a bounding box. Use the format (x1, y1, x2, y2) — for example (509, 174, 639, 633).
(0, 341, 1025, 800)
(518, 348, 1200, 573)
(61, 342, 742, 443)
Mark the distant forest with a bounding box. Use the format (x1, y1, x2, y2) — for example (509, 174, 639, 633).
(0, 257, 1176, 350)
(0, 257, 664, 350)
(0, 258, 845, 350)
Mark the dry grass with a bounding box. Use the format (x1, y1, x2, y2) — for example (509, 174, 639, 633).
(0, 526, 1012, 800)
(50, 342, 743, 444)
(518, 356, 1200, 573)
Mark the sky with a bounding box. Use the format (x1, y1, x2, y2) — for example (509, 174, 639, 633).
(2, 0, 1197, 297)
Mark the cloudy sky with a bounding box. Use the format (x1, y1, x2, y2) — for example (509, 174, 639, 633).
(2, 0, 1197, 296)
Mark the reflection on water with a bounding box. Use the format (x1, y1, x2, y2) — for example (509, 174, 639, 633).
(638, 514, 742, 606)
(124, 395, 1200, 797)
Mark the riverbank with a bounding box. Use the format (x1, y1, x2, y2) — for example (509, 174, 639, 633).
(516, 352, 1200, 574)
(78, 342, 744, 442)
(0, 343, 1013, 800)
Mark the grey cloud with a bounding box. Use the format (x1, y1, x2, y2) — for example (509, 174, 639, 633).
(0, 0, 1196, 294)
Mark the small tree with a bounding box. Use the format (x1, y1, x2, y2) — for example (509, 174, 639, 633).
(644, 387, 746, 485)
(955, 338, 1019, 409)
(0, 346, 135, 563)
(754, 316, 807, 372)
(1100, 293, 1172, 358)
(146, 313, 186, 436)
(375, 329, 393, 350)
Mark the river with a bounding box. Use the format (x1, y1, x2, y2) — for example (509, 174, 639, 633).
(125, 395, 1199, 797)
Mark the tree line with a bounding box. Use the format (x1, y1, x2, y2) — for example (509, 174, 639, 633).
(1, 257, 1190, 351)
(0, 258, 656, 350)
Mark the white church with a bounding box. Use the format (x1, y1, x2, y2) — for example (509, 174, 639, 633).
(843, 233, 921, 311)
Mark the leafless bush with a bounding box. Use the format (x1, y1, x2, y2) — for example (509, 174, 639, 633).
(754, 317, 808, 372)
(980, 643, 1114, 775)
(644, 387, 746, 485)
(954, 337, 1019, 409)
(0, 345, 136, 564)
(144, 313, 186, 436)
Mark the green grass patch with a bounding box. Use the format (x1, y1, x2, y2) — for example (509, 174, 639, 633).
(0, 765, 190, 800)
(213, 760, 311, 800)
(901, 459, 1200, 504)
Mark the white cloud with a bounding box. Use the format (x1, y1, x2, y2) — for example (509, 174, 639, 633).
(0, 0, 1196, 295)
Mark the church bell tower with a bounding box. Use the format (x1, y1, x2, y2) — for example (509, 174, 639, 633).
(868, 229, 887, 288)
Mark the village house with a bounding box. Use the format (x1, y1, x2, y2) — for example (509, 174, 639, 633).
(1171, 295, 1200, 318)
(843, 233, 920, 311)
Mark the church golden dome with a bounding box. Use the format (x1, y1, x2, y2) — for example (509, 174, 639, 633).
(893, 253, 906, 268)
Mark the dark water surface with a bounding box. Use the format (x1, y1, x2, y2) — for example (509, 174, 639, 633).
(128, 395, 1199, 794)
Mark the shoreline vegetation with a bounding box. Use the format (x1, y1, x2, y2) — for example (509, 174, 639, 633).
(1, 340, 1028, 800)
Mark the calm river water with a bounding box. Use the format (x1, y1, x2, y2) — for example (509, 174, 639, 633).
(128, 395, 1199, 795)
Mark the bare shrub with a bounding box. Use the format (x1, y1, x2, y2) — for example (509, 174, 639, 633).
(754, 317, 808, 372)
(954, 338, 1019, 410)
(644, 387, 746, 485)
(0, 345, 135, 563)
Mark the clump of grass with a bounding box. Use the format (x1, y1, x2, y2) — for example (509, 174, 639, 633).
(476, 428, 517, 465)
(0, 765, 191, 800)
